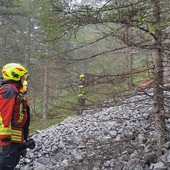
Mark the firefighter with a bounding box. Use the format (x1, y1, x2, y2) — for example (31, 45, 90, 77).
(77, 74, 86, 115)
(0, 63, 31, 170)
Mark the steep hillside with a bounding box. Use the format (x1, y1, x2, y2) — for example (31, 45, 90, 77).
(17, 90, 170, 170)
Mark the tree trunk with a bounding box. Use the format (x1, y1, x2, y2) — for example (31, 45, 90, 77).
(42, 59, 48, 129)
(126, 54, 133, 88)
(152, 49, 166, 150)
(152, 0, 166, 154)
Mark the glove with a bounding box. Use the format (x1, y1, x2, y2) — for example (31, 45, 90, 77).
(21, 149, 27, 157)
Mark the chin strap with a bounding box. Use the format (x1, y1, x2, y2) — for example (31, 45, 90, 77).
(20, 80, 28, 93)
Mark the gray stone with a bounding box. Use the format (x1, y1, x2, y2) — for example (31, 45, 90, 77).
(18, 89, 170, 170)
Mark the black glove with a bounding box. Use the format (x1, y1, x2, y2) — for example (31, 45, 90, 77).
(22, 138, 36, 150)
(21, 149, 27, 157)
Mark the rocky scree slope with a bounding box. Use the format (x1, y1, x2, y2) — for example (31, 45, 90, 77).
(17, 90, 170, 170)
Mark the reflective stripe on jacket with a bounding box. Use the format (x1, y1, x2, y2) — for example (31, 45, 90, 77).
(78, 80, 85, 97)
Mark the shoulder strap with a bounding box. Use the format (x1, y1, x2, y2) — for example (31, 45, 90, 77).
(0, 84, 19, 99)
(2, 84, 19, 94)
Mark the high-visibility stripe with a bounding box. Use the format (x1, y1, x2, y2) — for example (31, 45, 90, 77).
(0, 113, 11, 128)
(0, 114, 12, 136)
(11, 136, 22, 141)
(11, 129, 22, 136)
(11, 129, 22, 142)
(0, 114, 4, 128)
(78, 94, 84, 97)
(18, 103, 24, 123)
(0, 128, 11, 135)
